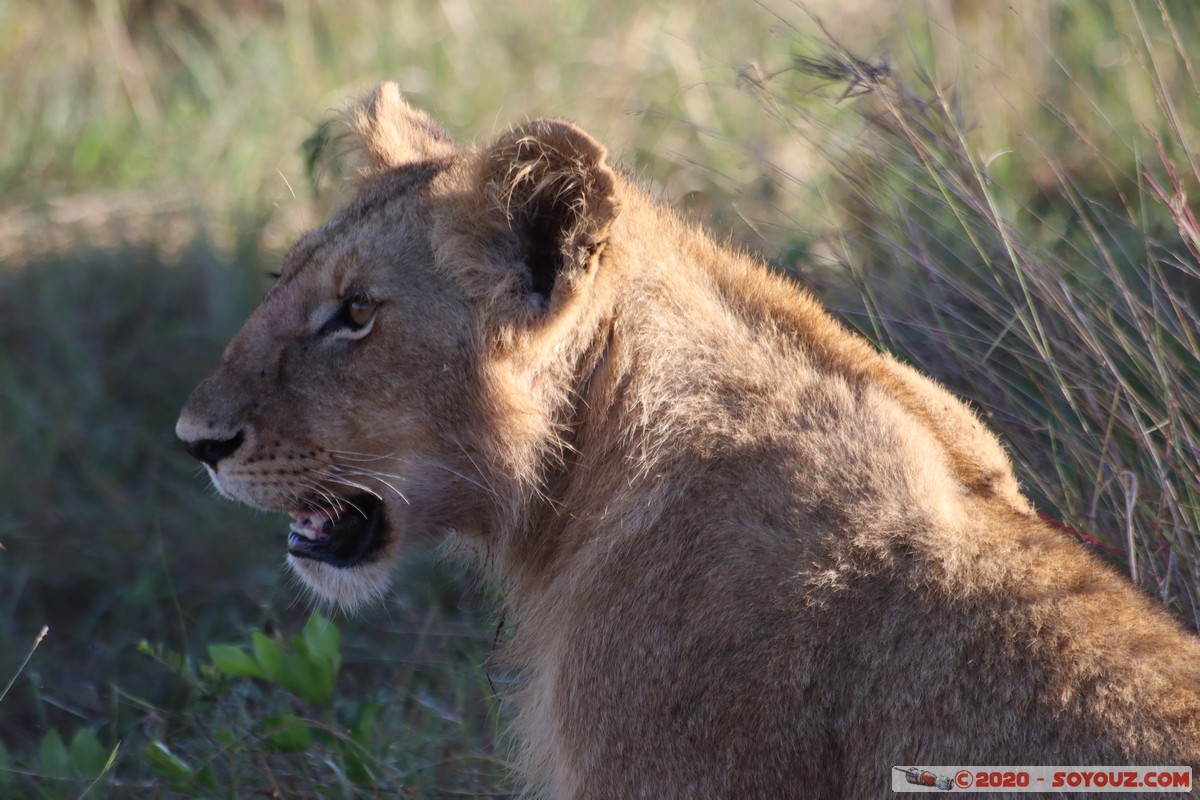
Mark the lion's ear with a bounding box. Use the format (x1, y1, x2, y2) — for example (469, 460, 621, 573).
(477, 119, 619, 305)
(351, 81, 456, 172)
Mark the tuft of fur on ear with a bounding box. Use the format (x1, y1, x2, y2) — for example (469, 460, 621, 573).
(478, 119, 620, 303)
(350, 81, 456, 173)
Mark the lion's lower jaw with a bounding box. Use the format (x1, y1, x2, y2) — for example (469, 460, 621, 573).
(287, 555, 394, 611)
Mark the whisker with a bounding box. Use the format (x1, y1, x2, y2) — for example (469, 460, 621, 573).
(449, 438, 502, 499)
(315, 469, 385, 502)
(305, 477, 371, 518)
(296, 478, 346, 514)
(433, 464, 500, 499)
(329, 466, 410, 505)
(281, 483, 308, 511)
(326, 449, 400, 463)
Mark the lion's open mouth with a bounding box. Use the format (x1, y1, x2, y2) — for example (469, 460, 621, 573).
(287, 494, 386, 568)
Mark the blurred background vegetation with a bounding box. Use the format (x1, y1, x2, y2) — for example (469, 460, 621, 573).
(1, 0, 1197, 796)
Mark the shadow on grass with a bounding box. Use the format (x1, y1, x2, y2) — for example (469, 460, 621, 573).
(0, 243, 274, 738)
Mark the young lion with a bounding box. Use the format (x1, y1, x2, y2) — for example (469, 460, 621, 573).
(177, 83, 1200, 798)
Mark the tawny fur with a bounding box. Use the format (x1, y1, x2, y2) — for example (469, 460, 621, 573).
(177, 82, 1200, 799)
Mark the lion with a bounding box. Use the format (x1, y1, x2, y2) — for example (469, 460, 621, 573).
(177, 82, 1200, 798)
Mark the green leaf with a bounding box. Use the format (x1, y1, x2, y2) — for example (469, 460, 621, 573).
(276, 652, 332, 706)
(260, 713, 314, 752)
(38, 729, 70, 780)
(197, 764, 218, 789)
(143, 740, 195, 783)
(349, 700, 381, 750)
(138, 639, 193, 681)
(68, 728, 107, 776)
(251, 632, 284, 681)
(340, 701, 381, 784)
(198, 662, 223, 683)
(268, 613, 342, 706)
(302, 613, 342, 677)
(207, 644, 265, 679)
(339, 737, 376, 785)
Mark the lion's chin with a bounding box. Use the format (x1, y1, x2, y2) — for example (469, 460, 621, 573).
(285, 493, 394, 610)
(287, 555, 395, 611)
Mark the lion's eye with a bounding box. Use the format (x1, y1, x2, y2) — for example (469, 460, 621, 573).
(320, 293, 379, 338)
(347, 298, 375, 328)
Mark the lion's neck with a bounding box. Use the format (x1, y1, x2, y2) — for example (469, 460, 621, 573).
(490, 201, 811, 595)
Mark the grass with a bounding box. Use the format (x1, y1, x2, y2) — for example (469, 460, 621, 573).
(764, 2, 1200, 624)
(1, 0, 1198, 796)
(1, 0, 797, 262)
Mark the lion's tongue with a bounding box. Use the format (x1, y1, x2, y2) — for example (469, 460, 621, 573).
(289, 502, 347, 541)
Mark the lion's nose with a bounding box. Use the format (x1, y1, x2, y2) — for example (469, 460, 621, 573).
(180, 431, 245, 467)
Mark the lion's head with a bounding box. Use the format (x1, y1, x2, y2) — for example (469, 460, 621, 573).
(176, 83, 620, 607)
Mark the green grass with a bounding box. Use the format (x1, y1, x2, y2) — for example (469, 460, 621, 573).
(1, 0, 1198, 796)
(1, 0, 795, 260)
